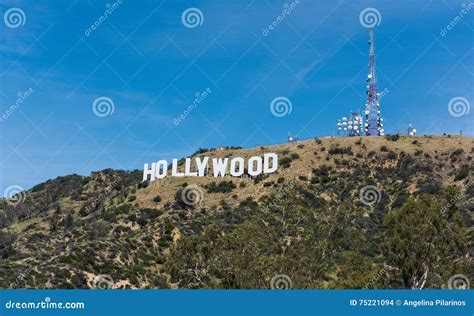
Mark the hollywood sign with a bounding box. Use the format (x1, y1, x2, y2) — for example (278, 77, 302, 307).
(143, 153, 278, 181)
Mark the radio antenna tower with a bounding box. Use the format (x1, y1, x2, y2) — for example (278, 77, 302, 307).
(364, 27, 384, 136)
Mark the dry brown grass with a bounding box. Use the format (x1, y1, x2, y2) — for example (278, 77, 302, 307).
(134, 136, 474, 211)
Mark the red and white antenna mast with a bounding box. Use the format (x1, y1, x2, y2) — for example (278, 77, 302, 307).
(364, 27, 384, 136)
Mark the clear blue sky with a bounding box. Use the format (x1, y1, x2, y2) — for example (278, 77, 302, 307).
(0, 0, 473, 194)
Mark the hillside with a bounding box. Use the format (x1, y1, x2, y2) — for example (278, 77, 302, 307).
(0, 135, 473, 289)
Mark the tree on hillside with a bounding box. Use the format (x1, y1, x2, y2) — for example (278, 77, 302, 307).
(166, 224, 221, 288)
(0, 231, 16, 259)
(64, 211, 74, 231)
(383, 195, 469, 289)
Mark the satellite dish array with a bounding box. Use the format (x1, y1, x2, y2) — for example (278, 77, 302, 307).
(287, 134, 299, 143)
(408, 124, 417, 136)
(337, 111, 363, 137)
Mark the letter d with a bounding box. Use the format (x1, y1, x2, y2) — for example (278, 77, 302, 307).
(263, 153, 278, 173)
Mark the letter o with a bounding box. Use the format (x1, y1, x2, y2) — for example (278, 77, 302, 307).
(155, 160, 168, 179)
(248, 156, 263, 176)
(230, 157, 244, 177)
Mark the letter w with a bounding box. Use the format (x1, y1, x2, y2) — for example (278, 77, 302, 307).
(212, 158, 228, 177)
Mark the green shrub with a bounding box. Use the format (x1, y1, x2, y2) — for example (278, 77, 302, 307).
(329, 146, 353, 155)
(137, 180, 149, 189)
(151, 275, 170, 289)
(206, 181, 236, 193)
(280, 157, 293, 168)
(290, 153, 300, 160)
(385, 134, 400, 142)
(454, 165, 469, 181)
(387, 151, 398, 160)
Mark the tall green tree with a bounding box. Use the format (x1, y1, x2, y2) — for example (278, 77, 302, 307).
(383, 195, 469, 289)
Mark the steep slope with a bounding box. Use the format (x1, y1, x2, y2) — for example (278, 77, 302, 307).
(0, 136, 473, 289)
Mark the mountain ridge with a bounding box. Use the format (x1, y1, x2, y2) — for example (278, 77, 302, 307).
(1, 135, 473, 289)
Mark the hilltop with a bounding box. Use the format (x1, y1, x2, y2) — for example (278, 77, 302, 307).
(0, 135, 473, 289)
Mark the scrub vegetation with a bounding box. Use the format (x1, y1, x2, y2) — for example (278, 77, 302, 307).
(0, 136, 472, 289)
